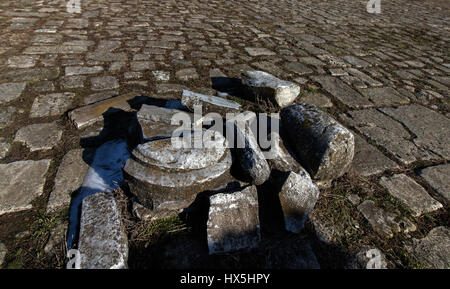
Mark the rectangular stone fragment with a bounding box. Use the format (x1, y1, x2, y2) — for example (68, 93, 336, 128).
(78, 192, 128, 269)
(241, 71, 300, 107)
(181, 90, 241, 116)
(207, 185, 261, 254)
(68, 91, 144, 129)
(380, 174, 442, 217)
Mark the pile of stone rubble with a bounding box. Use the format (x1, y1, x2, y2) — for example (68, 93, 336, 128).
(67, 70, 355, 269)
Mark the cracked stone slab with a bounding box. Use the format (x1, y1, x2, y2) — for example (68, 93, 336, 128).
(241, 70, 300, 107)
(380, 104, 450, 160)
(380, 174, 442, 217)
(207, 185, 260, 254)
(406, 227, 450, 269)
(419, 164, 450, 201)
(280, 103, 354, 182)
(350, 134, 399, 176)
(14, 122, 62, 152)
(311, 75, 372, 108)
(30, 92, 76, 117)
(0, 159, 51, 215)
(357, 87, 410, 107)
(46, 149, 91, 213)
(341, 109, 436, 165)
(176, 68, 199, 81)
(0, 82, 26, 105)
(78, 192, 128, 269)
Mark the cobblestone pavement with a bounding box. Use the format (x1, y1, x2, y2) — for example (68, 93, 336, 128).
(0, 0, 449, 269)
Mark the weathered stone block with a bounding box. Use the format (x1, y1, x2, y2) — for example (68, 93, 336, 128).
(241, 71, 300, 107)
(278, 170, 320, 233)
(207, 185, 260, 254)
(68, 91, 144, 129)
(78, 193, 128, 269)
(181, 90, 241, 117)
(280, 103, 354, 182)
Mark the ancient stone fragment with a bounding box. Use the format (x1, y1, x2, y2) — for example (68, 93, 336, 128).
(68, 91, 144, 129)
(280, 103, 354, 182)
(226, 111, 271, 185)
(207, 185, 260, 254)
(181, 90, 241, 116)
(78, 193, 128, 269)
(124, 131, 232, 209)
(278, 170, 320, 233)
(135, 104, 191, 142)
(241, 71, 300, 107)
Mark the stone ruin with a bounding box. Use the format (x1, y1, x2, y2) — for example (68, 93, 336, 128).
(67, 70, 355, 269)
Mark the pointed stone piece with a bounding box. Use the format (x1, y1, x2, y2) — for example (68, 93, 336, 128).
(226, 111, 270, 185)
